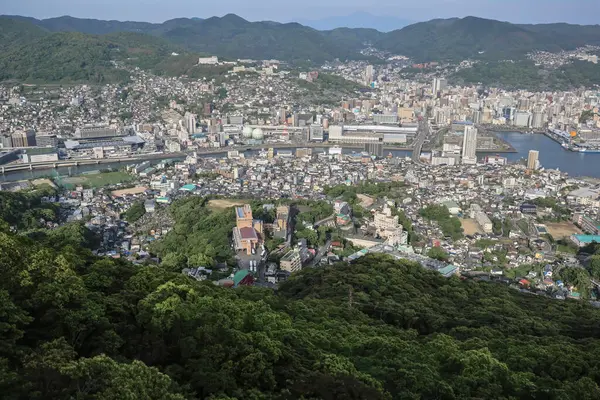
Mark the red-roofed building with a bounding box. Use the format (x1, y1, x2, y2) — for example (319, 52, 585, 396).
(233, 204, 264, 255)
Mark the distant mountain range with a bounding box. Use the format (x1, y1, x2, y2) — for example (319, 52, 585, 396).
(1, 14, 600, 83)
(295, 12, 413, 32)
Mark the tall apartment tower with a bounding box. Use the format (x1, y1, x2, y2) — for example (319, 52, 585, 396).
(527, 150, 539, 170)
(364, 65, 374, 85)
(461, 126, 478, 164)
(185, 113, 197, 134)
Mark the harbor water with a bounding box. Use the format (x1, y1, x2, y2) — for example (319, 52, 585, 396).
(491, 132, 599, 178)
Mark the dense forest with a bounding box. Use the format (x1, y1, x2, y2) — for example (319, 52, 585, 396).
(12, 14, 600, 63)
(4, 213, 600, 400)
(3, 14, 600, 84)
(451, 60, 600, 91)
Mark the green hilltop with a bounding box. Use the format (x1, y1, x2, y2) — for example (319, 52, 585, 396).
(2, 192, 600, 398)
(2, 14, 600, 84)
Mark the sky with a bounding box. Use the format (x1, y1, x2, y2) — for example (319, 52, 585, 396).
(2, 0, 599, 26)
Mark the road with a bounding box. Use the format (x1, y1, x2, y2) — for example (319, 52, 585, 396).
(309, 239, 331, 267)
(411, 118, 431, 163)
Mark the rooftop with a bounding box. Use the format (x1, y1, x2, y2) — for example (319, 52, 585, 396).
(573, 234, 600, 243)
(239, 226, 258, 240)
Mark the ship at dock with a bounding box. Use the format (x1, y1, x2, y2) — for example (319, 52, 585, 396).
(548, 128, 600, 153)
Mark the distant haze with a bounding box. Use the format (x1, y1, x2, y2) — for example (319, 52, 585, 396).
(2, 0, 600, 27)
(295, 12, 414, 32)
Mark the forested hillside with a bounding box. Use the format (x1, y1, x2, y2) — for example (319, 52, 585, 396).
(0, 17, 194, 83)
(2, 203, 600, 399)
(4, 13, 600, 67)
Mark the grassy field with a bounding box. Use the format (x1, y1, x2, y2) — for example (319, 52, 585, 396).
(61, 171, 135, 189)
(207, 199, 247, 211)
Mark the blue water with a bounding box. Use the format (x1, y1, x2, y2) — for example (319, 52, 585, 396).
(384, 132, 599, 178)
(492, 132, 597, 177)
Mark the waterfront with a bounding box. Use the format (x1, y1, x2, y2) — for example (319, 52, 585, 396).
(0, 131, 598, 182)
(492, 132, 600, 178)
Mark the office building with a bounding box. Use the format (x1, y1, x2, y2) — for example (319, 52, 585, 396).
(309, 125, 324, 141)
(514, 111, 531, 128)
(279, 107, 286, 124)
(328, 125, 343, 140)
(461, 126, 478, 164)
(36, 134, 59, 148)
(532, 111, 545, 129)
(373, 114, 399, 125)
(1, 135, 13, 148)
(364, 142, 384, 158)
(11, 130, 36, 147)
(75, 126, 119, 139)
(228, 115, 243, 125)
(527, 150, 539, 170)
(295, 148, 313, 158)
(432, 78, 447, 95)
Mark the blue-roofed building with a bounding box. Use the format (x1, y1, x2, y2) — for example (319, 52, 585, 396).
(438, 265, 459, 277)
(571, 234, 600, 247)
(180, 184, 197, 192)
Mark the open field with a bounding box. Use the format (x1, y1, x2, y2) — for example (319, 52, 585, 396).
(30, 178, 57, 189)
(357, 194, 374, 208)
(207, 199, 247, 211)
(111, 186, 148, 197)
(62, 171, 135, 188)
(545, 222, 582, 239)
(461, 218, 482, 235)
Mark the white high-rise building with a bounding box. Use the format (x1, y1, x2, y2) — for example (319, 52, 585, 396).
(432, 78, 447, 94)
(532, 111, 545, 129)
(364, 65, 374, 85)
(185, 113, 197, 134)
(462, 126, 478, 164)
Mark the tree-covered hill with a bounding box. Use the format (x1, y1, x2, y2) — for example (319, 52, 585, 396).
(3, 207, 600, 399)
(450, 60, 600, 91)
(3, 14, 600, 83)
(11, 13, 600, 64)
(374, 16, 591, 61)
(0, 19, 196, 83)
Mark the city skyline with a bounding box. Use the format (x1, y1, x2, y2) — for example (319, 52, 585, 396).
(2, 0, 600, 29)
